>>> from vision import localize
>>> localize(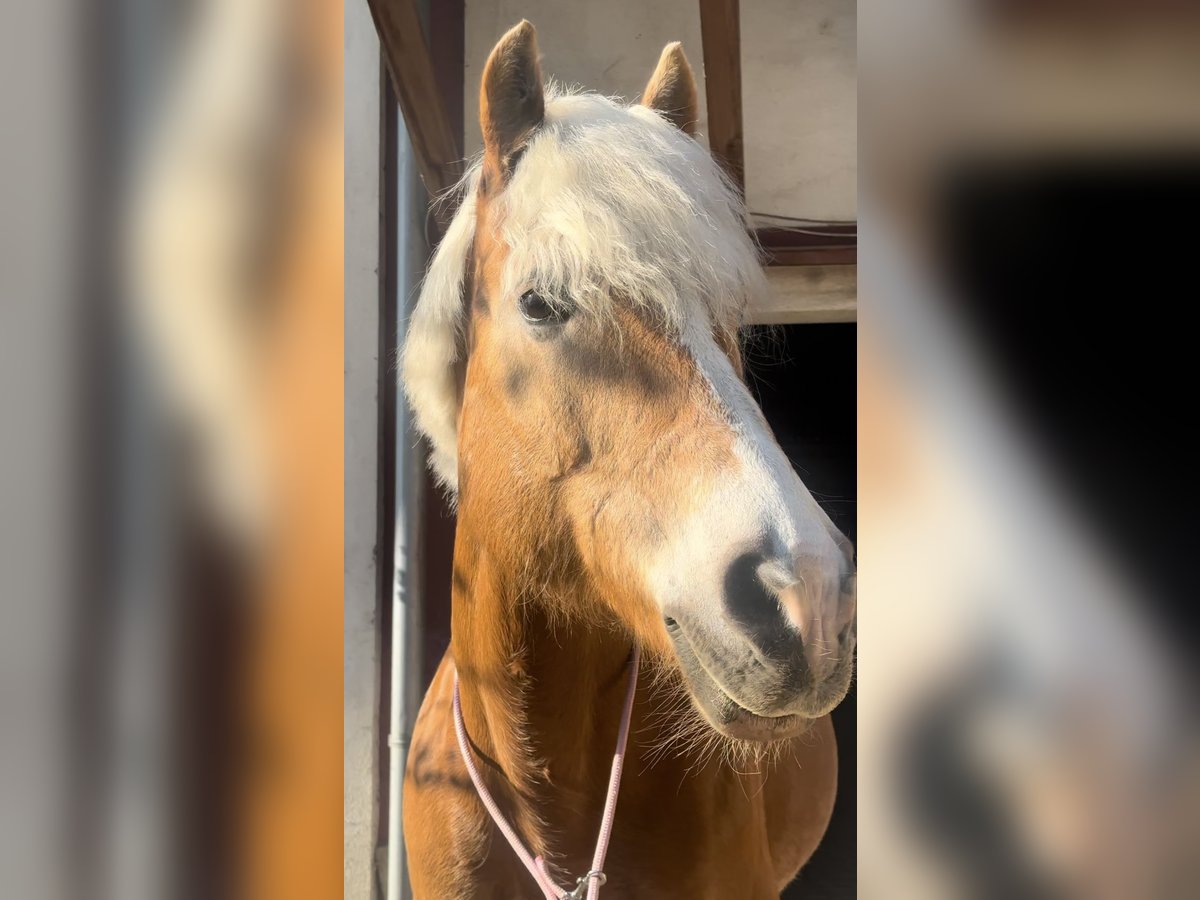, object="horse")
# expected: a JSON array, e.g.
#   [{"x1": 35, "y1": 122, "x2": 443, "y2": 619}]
[{"x1": 400, "y1": 21, "x2": 856, "y2": 899}]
